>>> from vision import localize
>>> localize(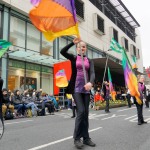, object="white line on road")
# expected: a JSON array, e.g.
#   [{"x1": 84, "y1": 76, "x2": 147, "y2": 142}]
[
  {"x1": 101, "y1": 114, "x2": 126, "y2": 120},
  {"x1": 124, "y1": 115, "x2": 137, "y2": 120},
  {"x1": 89, "y1": 114, "x2": 108, "y2": 120},
  {"x1": 130, "y1": 117, "x2": 138, "y2": 122},
  {"x1": 28, "y1": 127, "x2": 102, "y2": 150},
  {"x1": 117, "y1": 107, "x2": 136, "y2": 112},
  {"x1": 5, "y1": 120, "x2": 33, "y2": 125}
]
